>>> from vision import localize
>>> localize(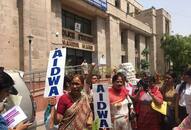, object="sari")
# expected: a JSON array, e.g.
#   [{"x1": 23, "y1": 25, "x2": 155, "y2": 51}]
[
  {"x1": 59, "y1": 94, "x2": 92, "y2": 130},
  {"x1": 109, "y1": 87, "x2": 132, "y2": 130},
  {"x1": 136, "y1": 86, "x2": 163, "y2": 130}
]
